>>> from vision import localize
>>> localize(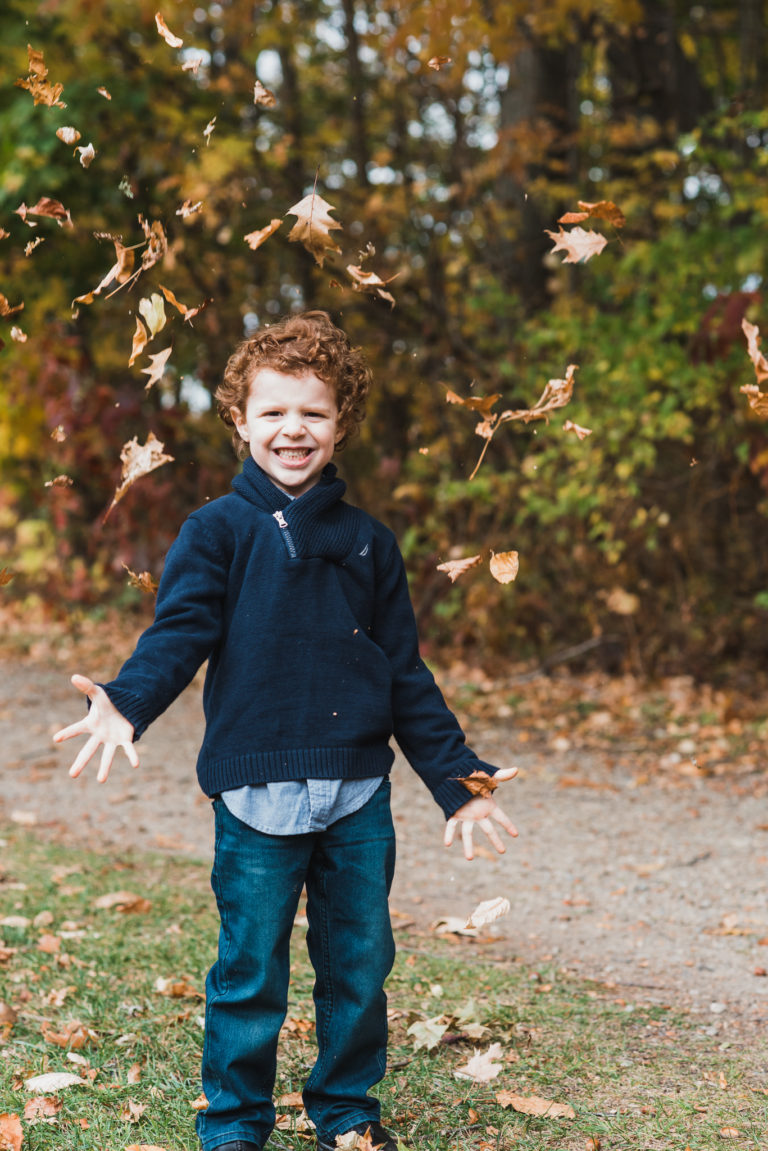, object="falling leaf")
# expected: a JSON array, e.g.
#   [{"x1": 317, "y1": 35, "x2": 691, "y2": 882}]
[
  {"x1": 740, "y1": 384, "x2": 768, "y2": 418},
  {"x1": 605, "y1": 587, "x2": 640, "y2": 616},
  {"x1": 432, "y1": 915, "x2": 478, "y2": 937},
  {"x1": 158, "y1": 284, "x2": 208, "y2": 321},
  {"x1": 128, "y1": 317, "x2": 149, "y2": 366},
  {"x1": 286, "y1": 192, "x2": 343, "y2": 267},
  {"x1": 119, "y1": 174, "x2": 135, "y2": 198},
  {"x1": 466, "y1": 897, "x2": 511, "y2": 930},
  {"x1": 0, "y1": 570, "x2": 12, "y2": 588},
  {"x1": 427, "y1": 55, "x2": 452, "y2": 70},
  {"x1": 436, "y1": 554, "x2": 482, "y2": 582},
  {"x1": 203, "y1": 116, "x2": 217, "y2": 144},
  {"x1": 138, "y1": 293, "x2": 167, "y2": 338},
  {"x1": 93, "y1": 891, "x2": 152, "y2": 912},
  {"x1": 346, "y1": 264, "x2": 398, "y2": 307},
  {"x1": 489, "y1": 550, "x2": 519, "y2": 584},
  {"x1": 123, "y1": 565, "x2": 159, "y2": 595},
  {"x1": 15, "y1": 45, "x2": 66, "y2": 108},
  {"x1": 24, "y1": 1072, "x2": 85, "y2": 1092},
  {"x1": 16, "y1": 197, "x2": 73, "y2": 227},
  {"x1": 495, "y1": 1092, "x2": 575, "y2": 1119},
  {"x1": 741, "y1": 318, "x2": 768, "y2": 381},
  {"x1": 454, "y1": 1043, "x2": 505, "y2": 1082},
  {"x1": 0, "y1": 294, "x2": 23, "y2": 317},
  {"x1": 253, "y1": 79, "x2": 276, "y2": 106},
  {"x1": 244, "y1": 219, "x2": 283, "y2": 251},
  {"x1": 76, "y1": 143, "x2": 97, "y2": 168},
  {"x1": 155, "y1": 12, "x2": 183, "y2": 47},
  {"x1": 24, "y1": 238, "x2": 44, "y2": 257},
  {"x1": 97, "y1": 86, "x2": 111, "y2": 99},
  {"x1": 563, "y1": 419, "x2": 592, "y2": 439},
  {"x1": 11, "y1": 327, "x2": 28, "y2": 342},
  {"x1": 76, "y1": 236, "x2": 136, "y2": 308},
  {"x1": 182, "y1": 55, "x2": 204, "y2": 74},
  {"x1": 457, "y1": 769, "x2": 498, "y2": 798},
  {"x1": 445, "y1": 389, "x2": 501, "y2": 418},
  {"x1": 176, "y1": 199, "x2": 203, "y2": 217},
  {"x1": 559, "y1": 200, "x2": 626, "y2": 228},
  {"x1": 139, "y1": 216, "x2": 168, "y2": 272},
  {"x1": 44, "y1": 475, "x2": 73, "y2": 488},
  {"x1": 23, "y1": 1096, "x2": 61, "y2": 1123},
  {"x1": 0, "y1": 229, "x2": 9, "y2": 239},
  {"x1": 42, "y1": 1020, "x2": 97, "y2": 1049},
  {"x1": 0, "y1": 1114, "x2": 22, "y2": 1151},
  {"x1": 545, "y1": 226, "x2": 607, "y2": 264},
  {"x1": 56, "y1": 126, "x2": 81, "y2": 144},
  {"x1": 407, "y1": 1016, "x2": 449, "y2": 1051},
  {"x1": 141, "y1": 346, "x2": 173, "y2": 391}
]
